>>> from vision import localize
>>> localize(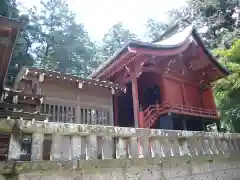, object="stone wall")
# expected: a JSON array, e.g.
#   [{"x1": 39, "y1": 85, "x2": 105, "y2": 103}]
[{"x1": 2, "y1": 119, "x2": 240, "y2": 179}]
